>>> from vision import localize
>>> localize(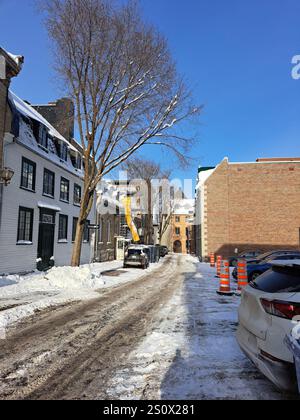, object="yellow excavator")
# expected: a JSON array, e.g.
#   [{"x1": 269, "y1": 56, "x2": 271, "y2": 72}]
[{"x1": 122, "y1": 196, "x2": 140, "y2": 243}]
